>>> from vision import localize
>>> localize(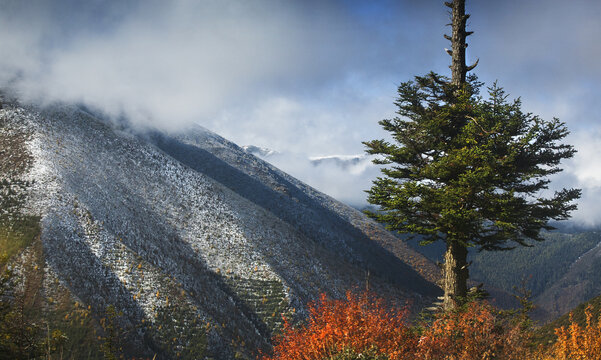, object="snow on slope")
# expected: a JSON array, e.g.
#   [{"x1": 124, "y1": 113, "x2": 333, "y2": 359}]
[{"x1": 2, "y1": 102, "x2": 439, "y2": 359}]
